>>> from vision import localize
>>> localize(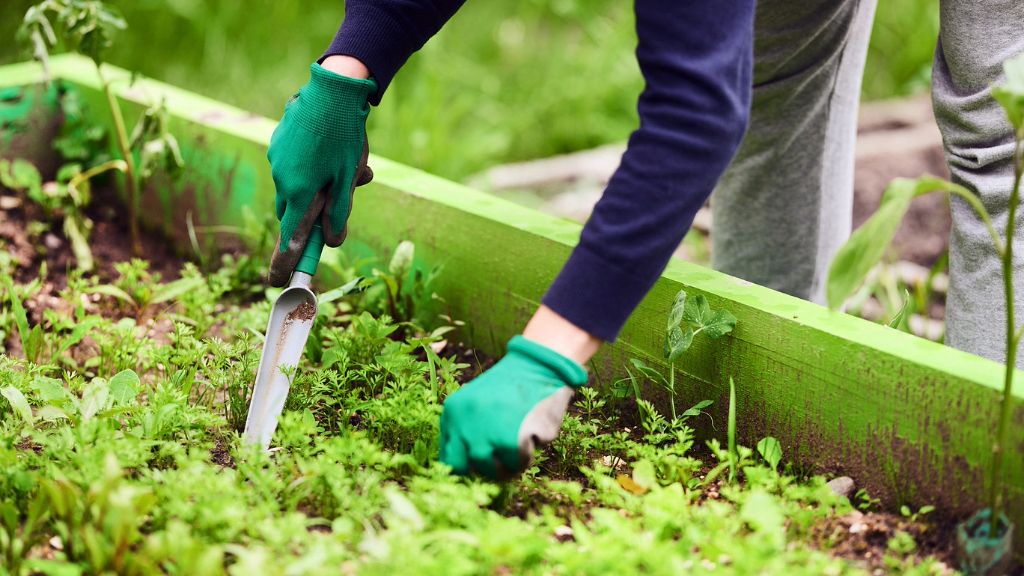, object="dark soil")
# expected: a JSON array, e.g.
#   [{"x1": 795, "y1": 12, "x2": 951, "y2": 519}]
[
  {"x1": 287, "y1": 300, "x2": 317, "y2": 322},
  {"x1": 849, "y1": 96, "x2": 958, "y2": 272},
  {"x1": 811, "y1": 509, "x2": 958, "y2": 573},
  {"x1": 3, "y1": 184, "x2": 184, "y2": 290},
  {"x1": 209, "y1": 436, "x2": 235, "y2": 468}
]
